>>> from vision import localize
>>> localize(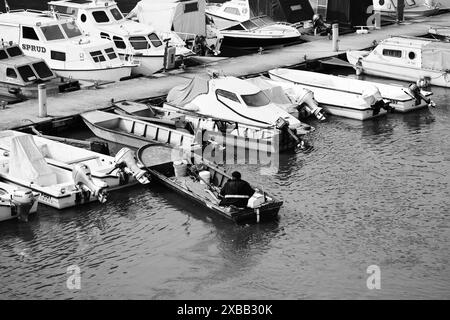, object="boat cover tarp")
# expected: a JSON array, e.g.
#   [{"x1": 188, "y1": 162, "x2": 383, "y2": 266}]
[
  {"x1": 245, "y1": 76, "x2": 292, "y2": 105},
  {"x1": 249, "y1": 0, "x2": 314, "y2": 23},
  {"x1": 421, "y1": 42, "x2": 450, "y2": 71},
  {"x1": 9, "y1": 135, "x2": 57, "y2": 187},
  {"x1": 166, "y1": 76, "x2": 209, "y2": 108},
  {"x1": 128, "y1": 0, "x2": 206, "y2": 36}
]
